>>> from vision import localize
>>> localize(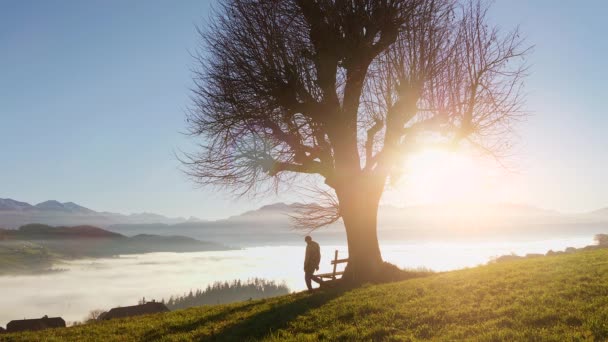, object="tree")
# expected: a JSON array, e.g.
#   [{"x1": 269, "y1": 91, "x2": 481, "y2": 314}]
[
  {"x1": 84, "y1": 309, "x2": 105, "y2": 323},
  {"x1": 594, "y1": 234, "x2": 608, "y2": 247},
  {"x1": 184, "y1": 0, "x2": 530, "y2": 282}
]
